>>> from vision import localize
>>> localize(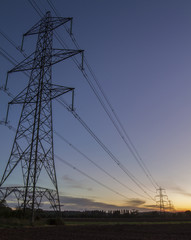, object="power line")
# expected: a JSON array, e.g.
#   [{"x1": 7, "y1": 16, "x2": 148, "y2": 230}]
[
  {"x1": 72, "y1": 31, "x2": 159, "y2": 190},
  {"x1": 0, "y1": 74, "x2": 155, "y2": 202},
  {"x1": 0, "y1": 29, "x2": 20, "y2": 52},
  {"x1": 42, "y1": 15, "x2": 157, "y2": 192},
  {"x1": 0, "y1": 7, "x2": 156, "y2": 201},
  {"x1": 84, "y1": 59, "x2": 159, "y2": 189},
  {"x1": 1, "y1": 117, "x2": 173, "y2": 209},
  {"x1": 45, "y1": 0, "x2": 159, "y2": 190},
  {"x1": 0, "y1": 29, "x2": 27, "y2": 58},
  {"x1": 0, "y1": 121, "x2": 133, "y2": 202},
  {"x1": 28, "y1": 0, "x2": 43, "y2": 17},
  {"x1": 0, "y1": 61, "x2": 152, "y2": 201},
  {"x1": 54, "y1": 130, "x2": 151, "y2": 200},
  {"x1": 55, "y1": 154, "x2": 131, "y2": 201},
  {"x1": 0, "y1": 28, "x2": 155, "y2": 201},
  {"x1": 0, "y1": 47, "x2": 154, "y2": 202},
  {"x1": 58, "y1": 98, "x2": 155, "y2": 201},
  {"x1": 1, "y1": 77, "x2": 155, "y2": 202},
  {"x1": 47, "y1": 0, "x2": 60, "y2": 16},
  {"x1": 0, "y1": 4, "x2": 175, "y2": 210},
  {"x1": 0, "y1": 48, "x2": 17, "y2": 66}
]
